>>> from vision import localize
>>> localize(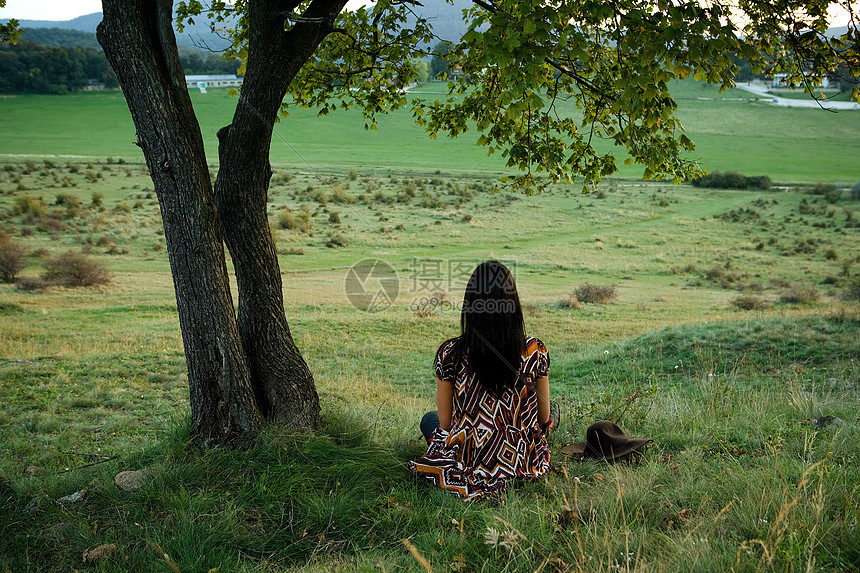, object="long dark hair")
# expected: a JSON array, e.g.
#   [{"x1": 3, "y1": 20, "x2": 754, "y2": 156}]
[{"x1": 454, "y1": 261, "x2": 525, "y2": 396}]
